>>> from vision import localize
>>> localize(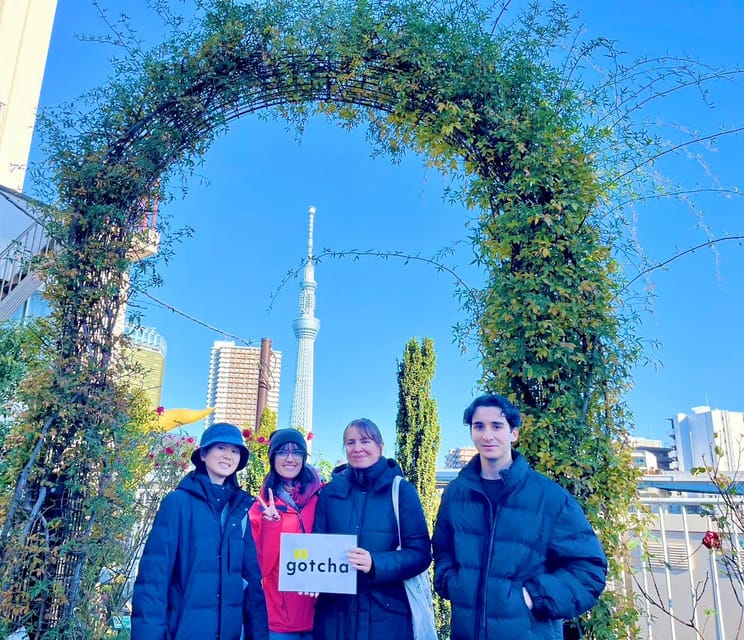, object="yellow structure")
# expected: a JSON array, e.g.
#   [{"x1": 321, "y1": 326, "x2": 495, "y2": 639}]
[
  {"x1": 125, "y1": 325, "x2": 167, "y2": 410},
  {"x1": 156, "y1": 407, "x2": 216, "y2": 432}
]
